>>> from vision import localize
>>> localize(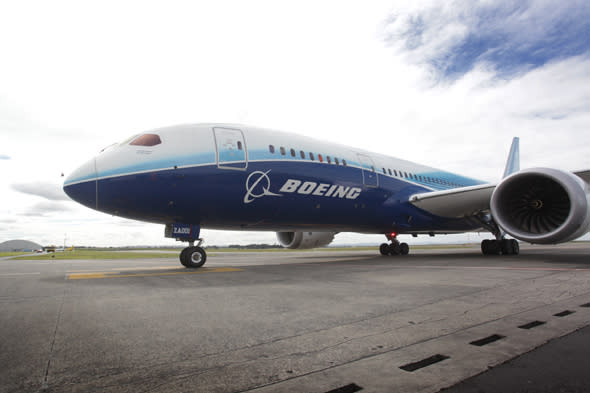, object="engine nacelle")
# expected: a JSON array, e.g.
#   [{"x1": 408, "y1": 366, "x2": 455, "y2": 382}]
[
  {"x1": 490, "y1": 168, "x2": 590, "y2": 244},
  {"x1": 276, "y1": 231, "x2": 336, "y2": 249}
]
